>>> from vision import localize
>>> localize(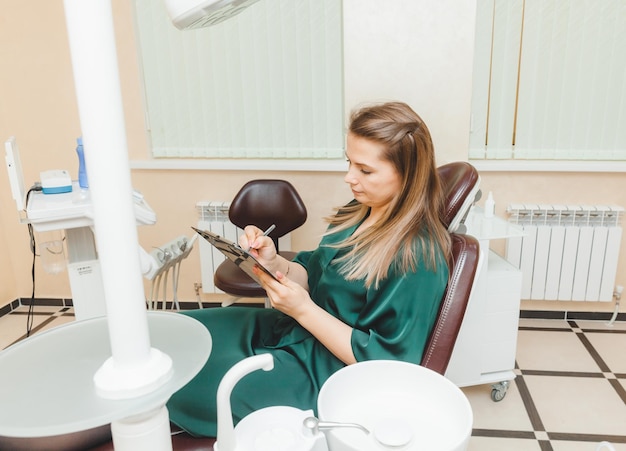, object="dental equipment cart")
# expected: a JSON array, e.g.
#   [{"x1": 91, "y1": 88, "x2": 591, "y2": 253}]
[
  {"x1": 25, "y1": 184, "x2": 156, "y2": 321},
  {"x1": 445, "y1": 207, "x2": 525, "y2": 401}
]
